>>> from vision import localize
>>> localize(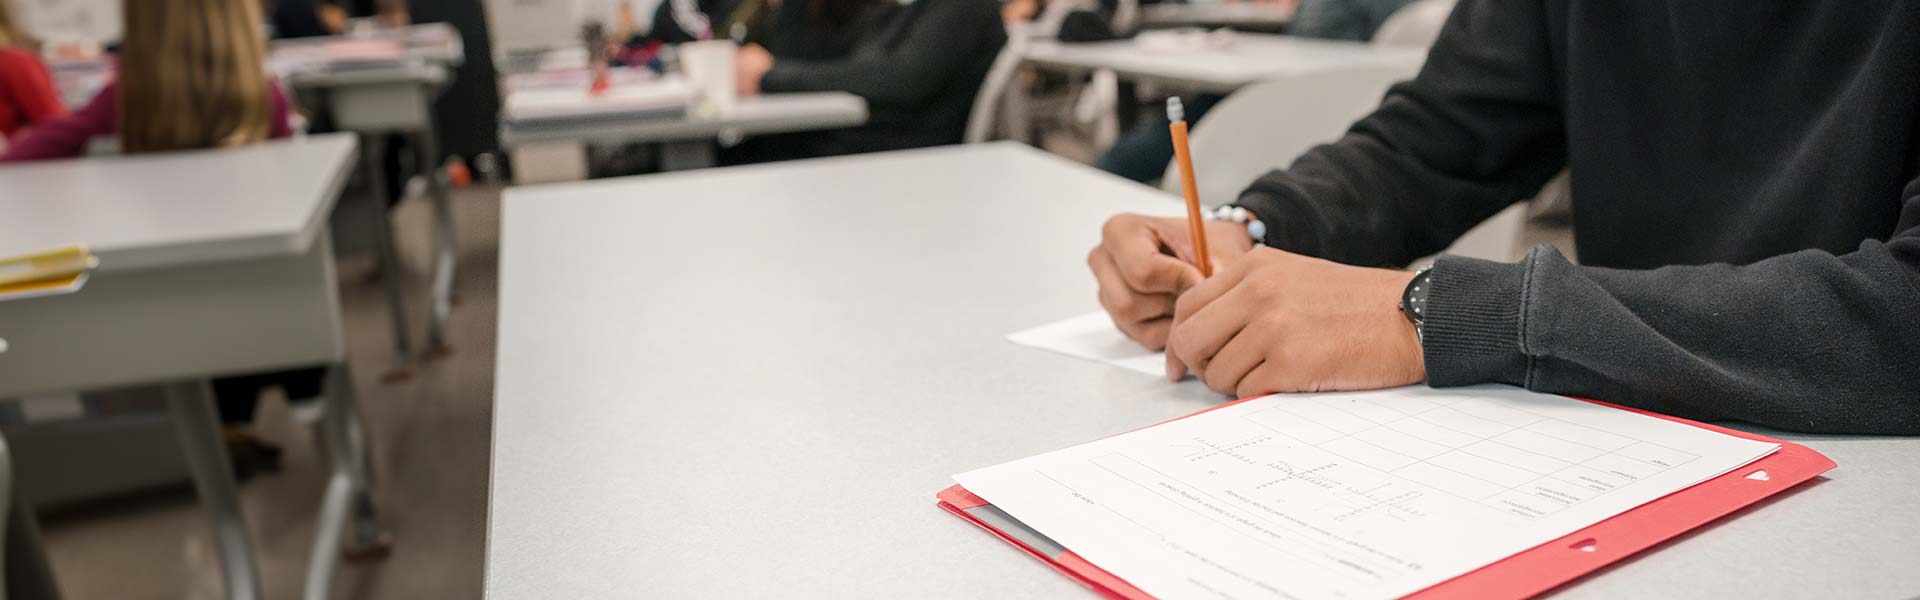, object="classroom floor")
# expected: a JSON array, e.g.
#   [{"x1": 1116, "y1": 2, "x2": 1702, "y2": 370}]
[{"x1": 38, "y1": 184, "x2": 504, "y2": 600}]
